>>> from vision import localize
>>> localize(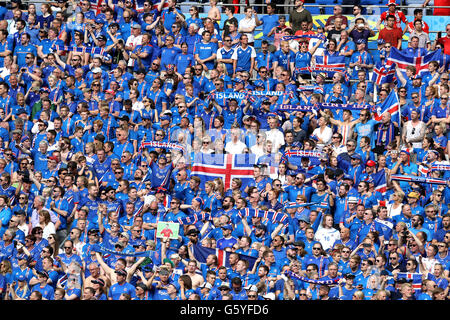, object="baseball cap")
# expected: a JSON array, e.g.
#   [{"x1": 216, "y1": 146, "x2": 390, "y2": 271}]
[
  {"x1": 193, "y1": 197, "x2": 204, "y2": 206},
  {"x1": 296, "y1": 212, "x2": 310, "y2": 224},
  {"x1": 115, "y1": 241, "x2": 125, "y2": 248},
  {"x1": 38, "y1": 270, "x2": 49, "y2": 278},
  {"x1": 17, "y1": 275, "x2": 27, "y2": 281},
  {"x1": 119, "y1": 115, "x2": 130, "y2": 122},
  {"x1": 387, "y1": 0, "x2": 397, "y2": 6},
  {"x1": 132, "y1": 23, "x2": 142, "y2": 29},
  {"x1": 221, "y1": 224, "x2": 233, "y2": 231},
  {"x1": 356, "y1": 39, "x2": 367, "y2": 45},
  {"x1": 92, "y1": 67, "x2": 102, "y2": 73},
  {"x1": 159, "y1": 268, "x2": 170, "y2": 276},
  {"x1": 246, "y1": 284, "x2": 258, "y2": 292},
  {"x1": 263, "y1": 292, "x2": 275, "y2": 300},
  {"x1": 366, "y1": 160, "x2": 376, "y2": 167},
  {"x1": 115, "y1": 269, "x2": 127, "y2": 277},
  {"x1": 14, "y1": 209, "x2": 26, "y2": 216},
  {"x1": 92, "y1": 278, "x2": 105, "y2": 286},
  {"x1": 348, "y1": 196, "x2": 358, "y2": 203},
  {"x1": 293, "y1": 240, "x2": 305, "y2": 248},
  {"x1": 407, "y1": 191, "x2": 420, "y2": 199},
  {"x1": 186, "y1": 229, "x2": 200, "y2": 236},
  {"x1": 17, "y1": 108, "x2": 27, "y2": 115},
  {"x1": 95, "y1": 17, "x2": 105, "y2": 24},
  {"x1": 344, "y1": 273, "x2": 356, "y2": 279},
  {"x1": 350, "y1": 153, "x2": 362, "y2": 161},
  {"x1": 200, "y1": 282, "x2": 213, "y2": 290},
  {"x1": 218, "y1": 282, "x2": 231, "y2": 290},
  {"x1": 47, "y1": 155, "x2": 58, "y2": 161},
  {"x1": 160, "y1": 115, "x2": 171, "y2": 122}
]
